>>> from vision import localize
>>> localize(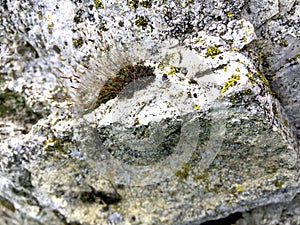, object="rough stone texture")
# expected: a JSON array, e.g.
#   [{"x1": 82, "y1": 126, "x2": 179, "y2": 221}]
[{"x1": 0, "y1": 0, "x2": 299, "y2": 225}]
